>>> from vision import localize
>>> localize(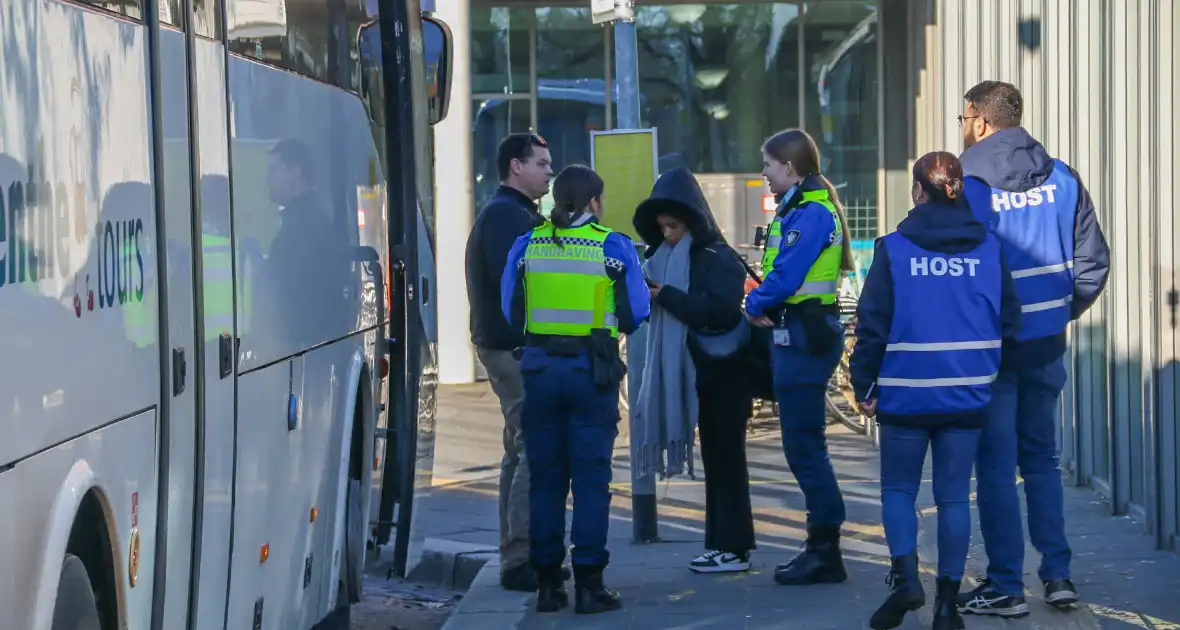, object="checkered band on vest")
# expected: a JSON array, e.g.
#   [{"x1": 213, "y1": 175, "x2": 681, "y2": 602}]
[{"x1": 527, "y1": 235, "x2": 604, "y2": 248}]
